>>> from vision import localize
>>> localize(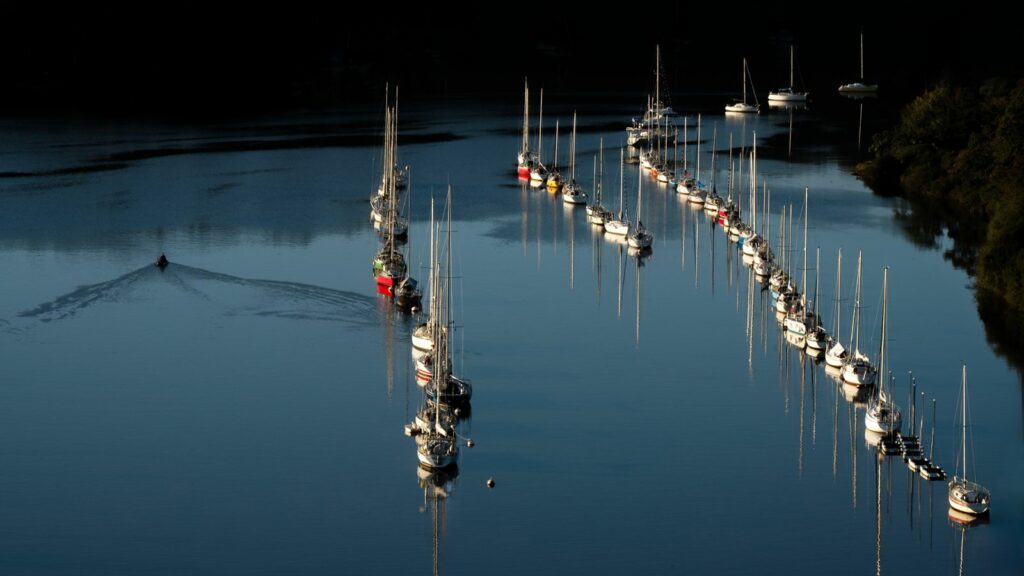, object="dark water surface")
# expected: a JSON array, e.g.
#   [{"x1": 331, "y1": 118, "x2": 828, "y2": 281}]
[{"x1": 1, "y1": 98, "x2": 1021, "y2": 575}]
